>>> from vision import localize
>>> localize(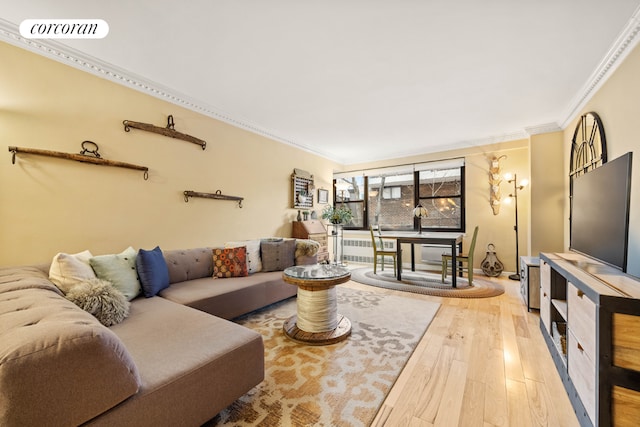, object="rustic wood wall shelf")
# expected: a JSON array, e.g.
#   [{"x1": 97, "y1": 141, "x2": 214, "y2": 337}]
[
  {"x1": 123, "y1": 115, "x2": 207, "y2": 150},
  {"x1": 292, "y1": 168, "x2": 314, "y2": 209},
  {"x1": 8, "y1": 144, "x2": 149, "y2": 180},
  {"x1": 184, "y1": 190, "x2": 243, "y2": 207}
]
